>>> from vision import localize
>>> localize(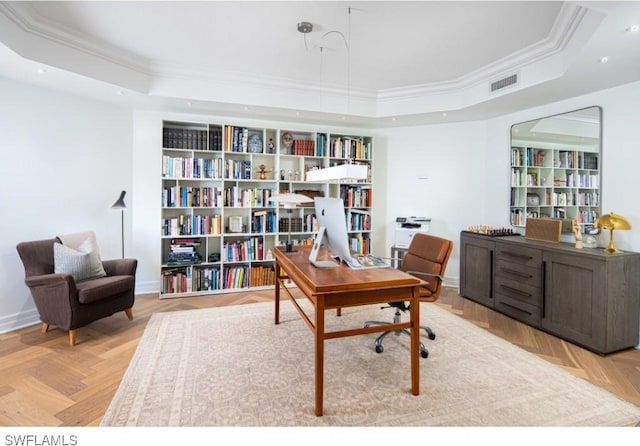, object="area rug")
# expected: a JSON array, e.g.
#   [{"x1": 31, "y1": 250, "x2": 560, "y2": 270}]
[{"x1": 101, "y1": 300, "x2": 640, "y2": 426}]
